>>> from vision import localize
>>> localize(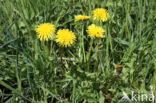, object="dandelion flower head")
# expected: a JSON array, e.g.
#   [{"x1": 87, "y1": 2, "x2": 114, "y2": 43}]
[
  {"x1": 87, "y1": 24, "x2": 105, "y2": 38},
  {"x1": 75, "y1": 15, "x2": 90, "y2": 21},
  {"x1": 93, "y1": 8, "x2": 110, "y2": 22},
  {"x1": 56, "y1": 29, "x2": 76, "y2": 47},
  {"x1": 35, "y1": 23, "x2": 56, "y2": 41}
]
